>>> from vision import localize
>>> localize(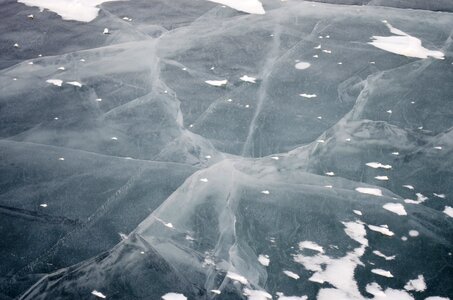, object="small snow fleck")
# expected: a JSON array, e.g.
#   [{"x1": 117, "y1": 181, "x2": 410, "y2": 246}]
[
  {"x1": 261, "y1": 190, "x2": 270, "y2": 195},
  {"x1": 66, "y1": 81, "x2": 82, "y2": 87},
  {"x1": 240, "y1": 75, "x2": 256, "y2": 83},
  {"x1": 46, "y1": 79, "x2": 63, "y2": 87},
  {"x1": 258, "y1": 254, "x2": 270, "y2": 266},
  {"x1": 205, "y1": 80, "x2": 227, "y2": 87},
  {"x1": 366, "y1": 162, "x2": 392, "y2": 169},
  {"x1": 433, "y1": 193, "x2": 446, "y2": 199},
  {"x1": 200, "y1": 178, "x2": 208, "y2": 183},
  {"x1": 226, "y1": 271, "x2": 248, "y2": 285},
  {"x1": 374, "y1": 175, "x2": 389, "y2": 181},
  {"x1": 403, "y1": 185, "x2": 414, "y2": 190},
  {"x1": 58, "y1": 157, "x2": 65, "y2": 161},
  {"x1": 443, "y1": 206, "x2": 453, "y2": 218},
  {"x1": 368, "y1": 224, "x2": 394, "y2": 236},
  {"x1": 325, "y1": 172, "x2": 335, "y2": 176},
  {"x1": 161, "y1": 293, "x2": 187, "y2": 300},
  {"x1": 295, "y1": 62, "x2": 311, "y2": 70},
  {"x1": 299, "y1": 93, "x2": 317, "y2": 98},
  {"x1": 39, "y1": 203, "x2": 48, "y2": 208},
  {"x1": 409, "y1": 230, "x2": 419, "y2": 237},
  {"x1": 371, "y1": 269, "x2": 393, "y2": 278},
  {"x1": 283, "y1": 270, "x2": 300, "y2": 280},
  {"x1": 383, "y1": 203, "x2": 407, "y2": 216},
  {"x1": 353, "y1": 210, "x2": 362, "y2": 216},
  {"x1": 373, "y1": 250, "x2": 395, "y2": 260},
  {"x1": 91, "y1": 290, "x2": 106, "y2": 299},
  {"x1": 356, "y1": 187, "x2": 383, "y2": 197}
]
